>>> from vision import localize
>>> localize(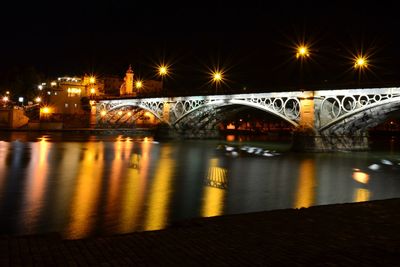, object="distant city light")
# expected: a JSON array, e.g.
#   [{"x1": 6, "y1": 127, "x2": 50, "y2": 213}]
[
  {"x1": 100, "y1": 110, "x2": 107, "y2": 116},
  {"x1": 90, "y1": 88, "x2": 96, "y2": 94},
  {"x1": 41, "y1": 107, "x2": 51, "y2": 114},
  {"x1": 5, "y1": 91, "x2": 9, "y2": 95},
  {"x1": 2, "y1": 96, "x2": 9, "y2": 102},
  {"x1": 35, "y1": 97, "x2": 41, "y2": 103},
  {"x1": 38, "y1": 85, "x2": 43, "y2": 90},
  {"x1": 18, "y1": 97, "x2": 24, "y2": 103},
  {"x1": 127, "y1": 111, "x2": 132, "y2": 116},
  {"x1": 51, "y1": 81, "x2": 57, "y2": 87},
  {"x1": 118, "y1": 111, "x2": 123, "y2": 116},
  {"x1": 135, "y1": 80, "x2": 143, "y2": 89},
  {"x1": 89, "y1": 76, "x2": 96, "y2": 84}
]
